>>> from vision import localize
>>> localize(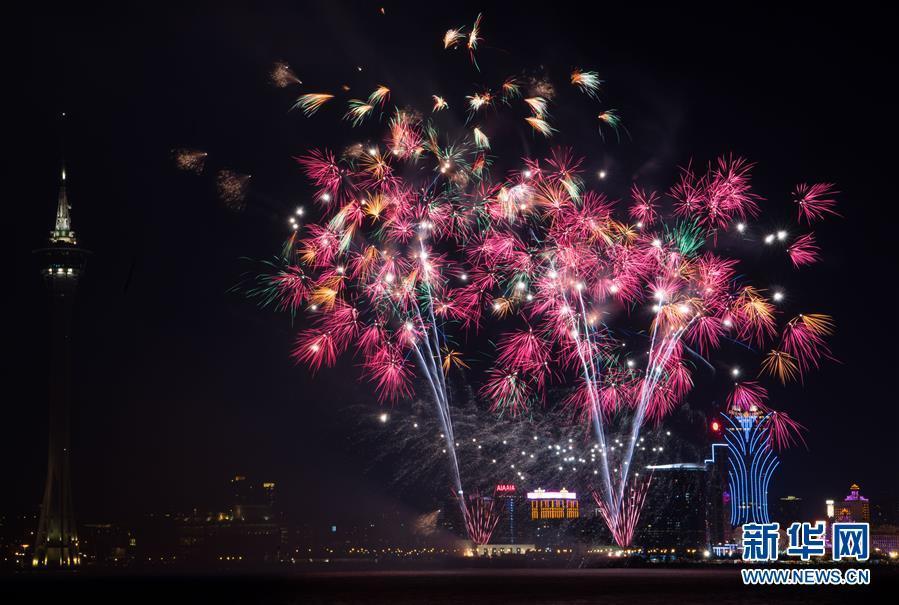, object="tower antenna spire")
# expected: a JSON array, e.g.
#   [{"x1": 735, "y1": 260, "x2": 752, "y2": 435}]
[{"x1": 51, "y1": 112, "x2": 75, "y2": 245}]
